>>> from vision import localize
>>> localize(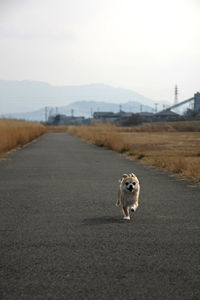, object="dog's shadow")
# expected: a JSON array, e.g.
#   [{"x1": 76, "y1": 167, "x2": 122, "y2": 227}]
[{"x1": 82, "y1": 216, "x2": 130, "y2": 226}]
